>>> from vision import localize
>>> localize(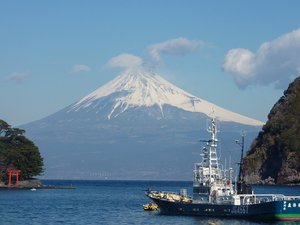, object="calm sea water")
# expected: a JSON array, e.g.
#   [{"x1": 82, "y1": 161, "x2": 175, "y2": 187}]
[{"x1": 0, "y1": 180, "x2": 300, "y2": 225}]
